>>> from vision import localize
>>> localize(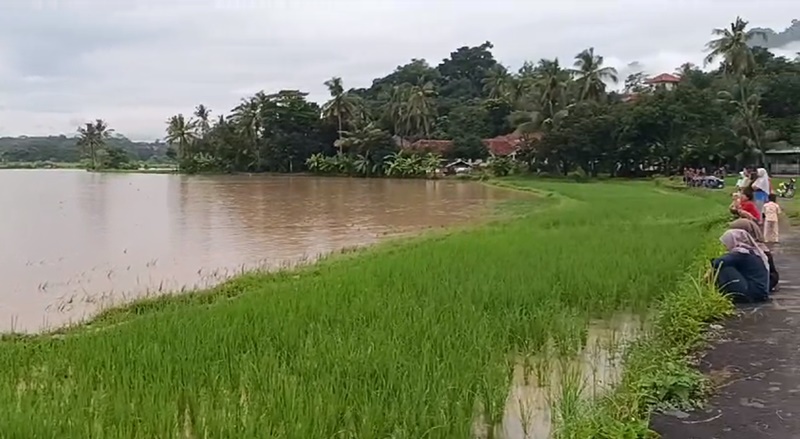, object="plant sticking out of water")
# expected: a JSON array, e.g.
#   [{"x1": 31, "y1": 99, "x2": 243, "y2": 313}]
[{"x1": 0, "y1": 180, "x2": 734, "y2": 437}]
